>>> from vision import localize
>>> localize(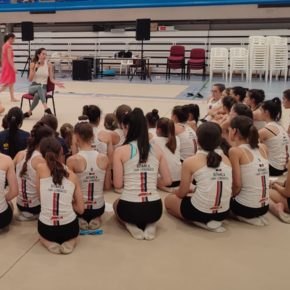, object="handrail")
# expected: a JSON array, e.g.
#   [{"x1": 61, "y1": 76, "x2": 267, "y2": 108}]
[{"x1": 0, "y1": 0, "x2": 290, "y2": 12}]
